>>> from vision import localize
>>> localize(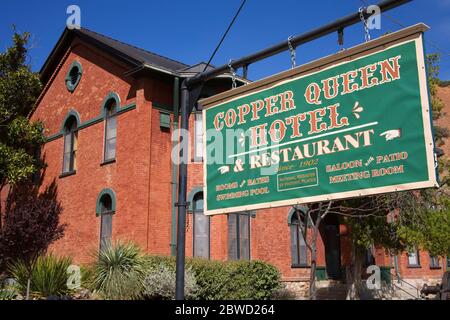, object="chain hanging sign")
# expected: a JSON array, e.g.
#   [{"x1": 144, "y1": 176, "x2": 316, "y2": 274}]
[{"x1": 200, "y1": 24, "x2": 438, "y2": 215}]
